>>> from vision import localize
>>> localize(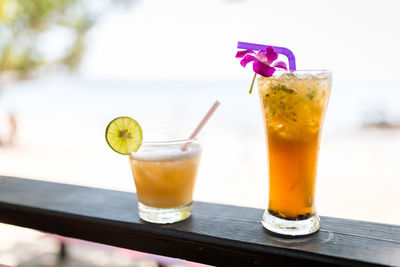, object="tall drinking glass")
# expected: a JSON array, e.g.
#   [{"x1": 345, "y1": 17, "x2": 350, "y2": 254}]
[
  {"x1": 129, "y1": 128, "x2": 202, "y2": 224},
  {"x1": 259, "y1": 70, "x2": 332, "y2": 235}
]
